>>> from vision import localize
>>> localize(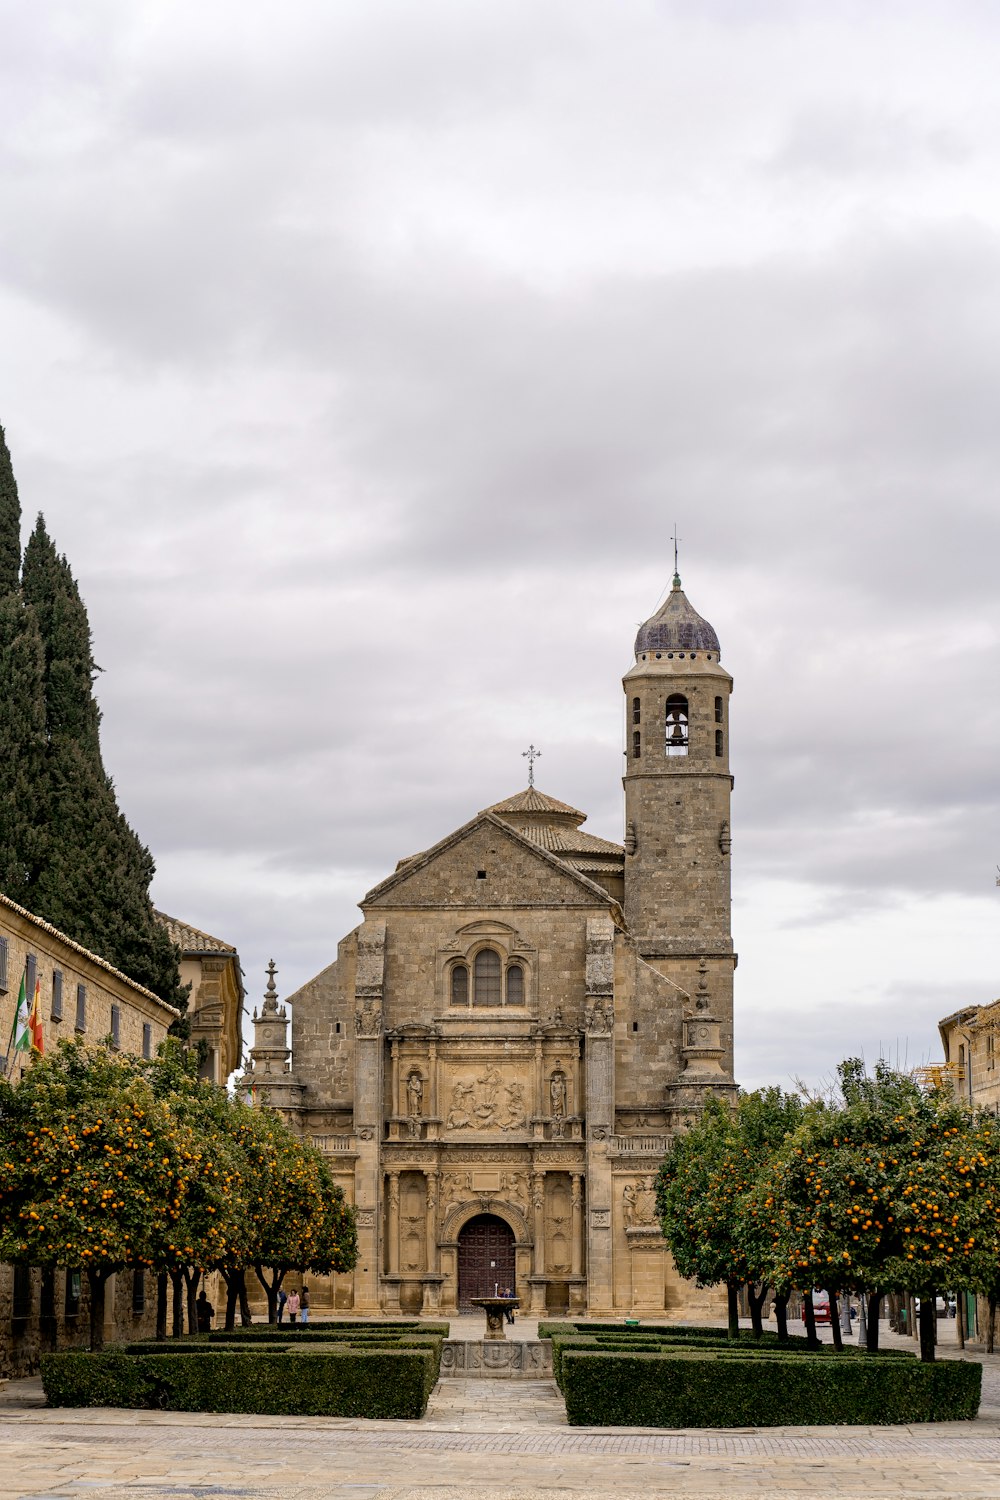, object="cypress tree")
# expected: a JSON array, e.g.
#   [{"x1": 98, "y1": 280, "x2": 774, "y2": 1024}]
[
  {"x1": 0, "y1": 592, "x2": 48, "y2": 905},
  {"x1": 0, "y1": 425, "x2": 19, "y2": 599},
  {"x1": 18, "y1": 517, "x2": 186, "y2": 1012}
]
